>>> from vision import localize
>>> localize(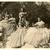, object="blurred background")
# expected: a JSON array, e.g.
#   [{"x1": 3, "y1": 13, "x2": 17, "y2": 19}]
[{"x1": 0, "y1": 2, "x2": 50, "y2": 28}]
